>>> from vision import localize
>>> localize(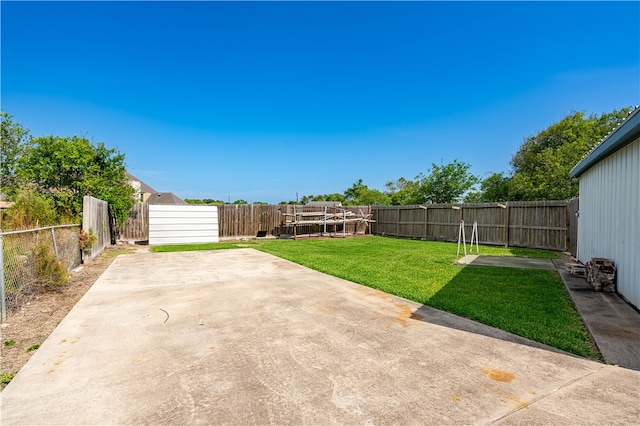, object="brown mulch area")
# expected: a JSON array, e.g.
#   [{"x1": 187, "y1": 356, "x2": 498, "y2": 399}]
[{"x1": 1, "y1": 245, "x2": 142, "y2": 390}]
